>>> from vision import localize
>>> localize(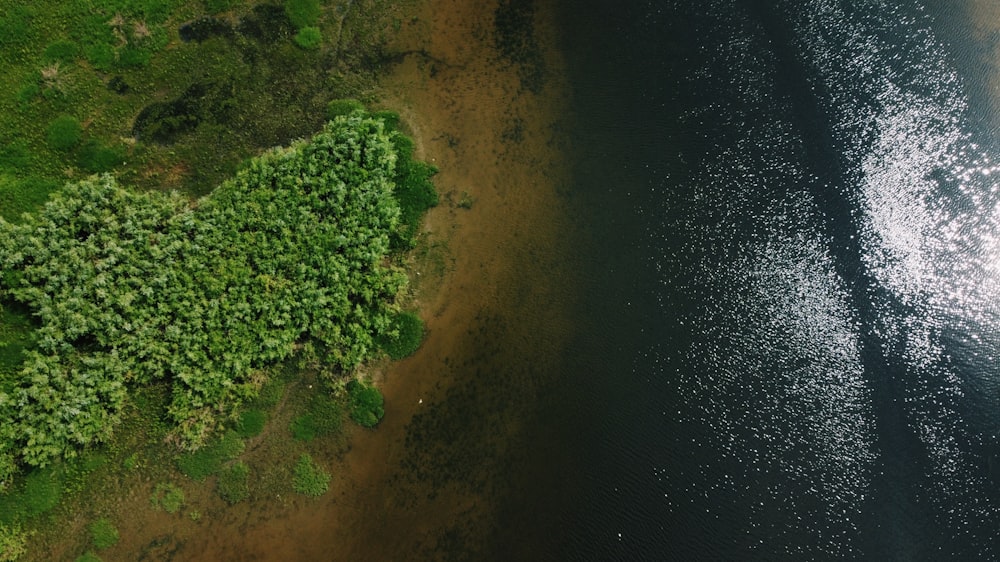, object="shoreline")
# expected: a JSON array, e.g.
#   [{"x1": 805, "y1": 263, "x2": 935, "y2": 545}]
[{"x1": 153, "y1": 0, "x2": 581, "y2": 559}]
